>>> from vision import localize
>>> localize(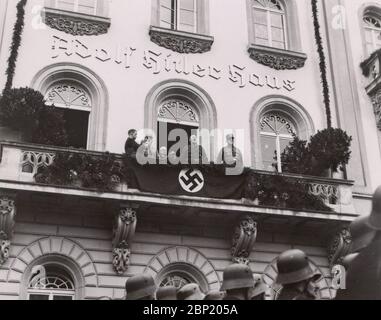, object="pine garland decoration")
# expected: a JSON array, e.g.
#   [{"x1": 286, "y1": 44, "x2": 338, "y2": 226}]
[
  {"x1": 311, "y1": 0, "x2": 332, "y2": 128},
  {"x1": 3, "y1": 0, "x2": 27, "y2": 93}
]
